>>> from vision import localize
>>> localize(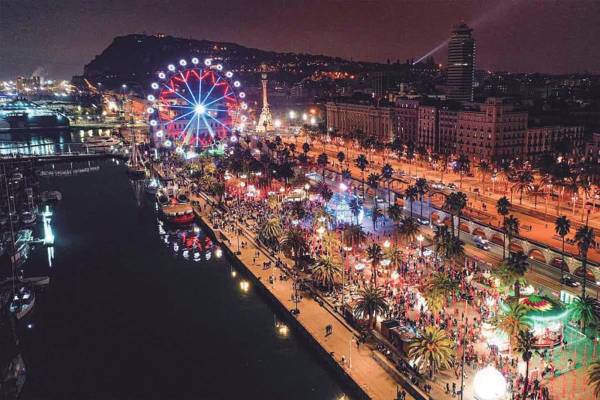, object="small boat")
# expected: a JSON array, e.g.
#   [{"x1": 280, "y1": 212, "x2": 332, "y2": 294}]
[
  {"x1": 126, "y1": 129, "x2": 147, "y2": 180},
  {"x1": 41, "y1": 190, "x2": 62, "y2": 202},
  {"x1": 159, "y1": 190, "x2": 195, "y2": 225},
  {"x1": 84, "y1": 136, "x2": 121, "y2": 151},
  {"x1": 21, "y1": 211, "x2": 37, "y2": 225},
  {"x1": 9, "y1": 286, "x2": 35, "y2": 320}
]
